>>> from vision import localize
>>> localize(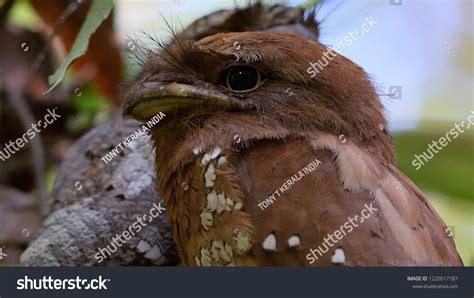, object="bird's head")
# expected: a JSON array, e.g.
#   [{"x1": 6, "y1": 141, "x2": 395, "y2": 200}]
[{"x1": 123, "y1": 31, "x2": 393, "y2": 163}]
